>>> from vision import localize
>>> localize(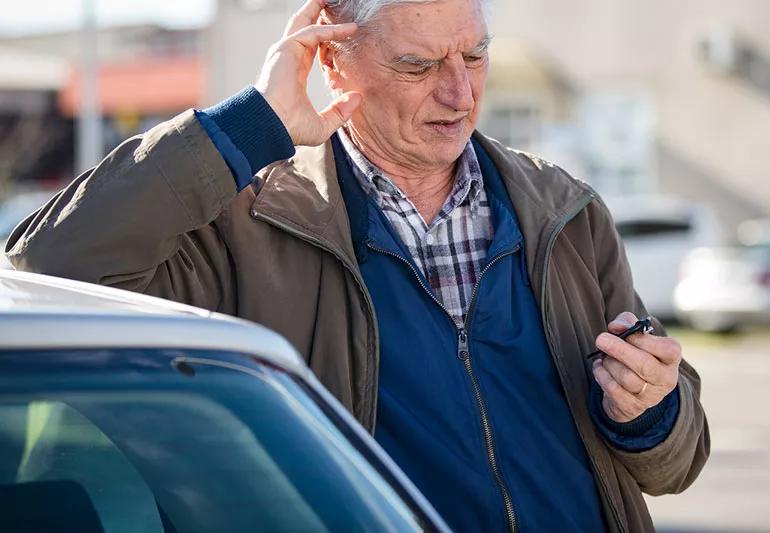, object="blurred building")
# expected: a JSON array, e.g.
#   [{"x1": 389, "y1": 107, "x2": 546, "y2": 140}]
[
  {"x1": 0, "y1": 48, "x2": 71, "y2": 187},
  {"x1": 2, "y1": 24, "x2": 200, "y2": 64},
  {"x1": 488, "y1": 0, "x2": 770, "y2": 236},
  {"x1": 205, "y1": 0, "x2": 328, "y2": 107},
  {"x1": 0, "y1": 24, "x2": 205, "y2": 191}
]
